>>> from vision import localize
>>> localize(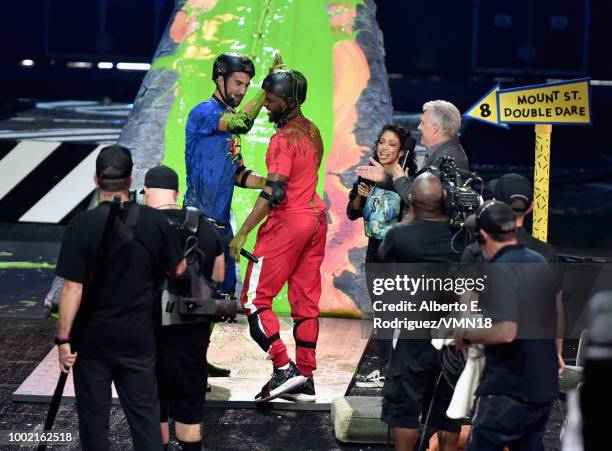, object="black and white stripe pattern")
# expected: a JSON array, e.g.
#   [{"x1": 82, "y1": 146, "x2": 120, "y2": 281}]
[
  {"x1": 0, "y1": 140, "x2": 101, "y2": 224},
  {"x1": 0, "y1": 129, "x2": 121, "y2": 144}
]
